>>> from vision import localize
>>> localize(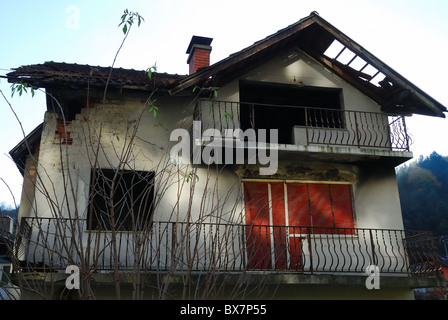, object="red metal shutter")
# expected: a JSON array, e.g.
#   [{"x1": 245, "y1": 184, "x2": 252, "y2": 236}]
[
  {"x1": 286, "y1": 183, "x2": 311, "y2": 230},
  {"x1": 330, "y1": 184, "x2": 355, "y2": 233},
  {"x1": 285, "y1": 183, "x2": 309, "y2": 270},
  {"x1": 243, "y1": 181, "x2": 272, "y2": 269},
  {"x1": 308, "y1": 184, "x2": 334, "y2": 234},
  {"x1": 270, "y1": 182, "x2": 288, "y2": 269}
]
